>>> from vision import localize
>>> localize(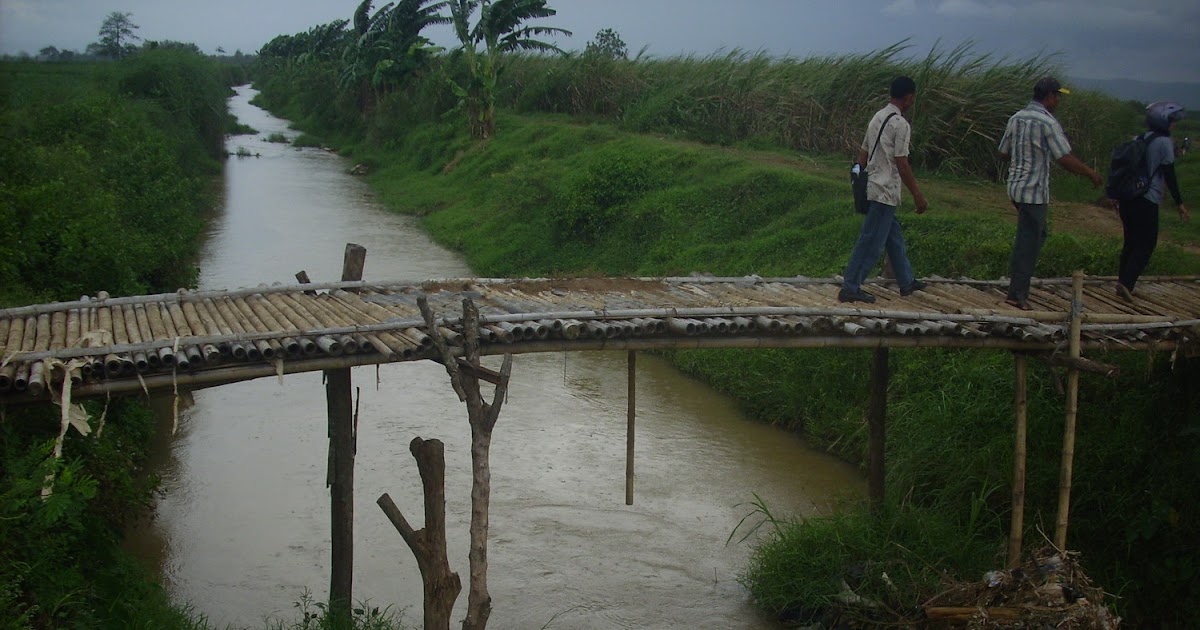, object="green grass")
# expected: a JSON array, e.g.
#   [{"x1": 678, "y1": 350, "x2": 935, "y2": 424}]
[
  {"x1": 265, "y1": 132, "x2": 289, "y2": 143},
  {"x1": 229, "y1": 121, "x2": 258, "y2": 135},
  {"x1": 293, "y1": 133, "x2": 322, "y2": 148}
]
